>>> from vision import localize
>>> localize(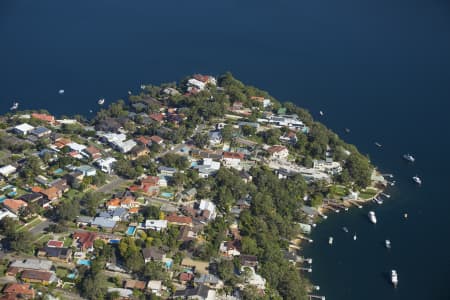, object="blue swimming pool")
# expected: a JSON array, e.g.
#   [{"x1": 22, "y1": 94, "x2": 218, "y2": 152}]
[
  {"x1": 161, "y1": 192, "x2": 173, "y2": 198},
  {"x1": 126, "y1": 226, "x2": 136, "y2": 236},
  {"x1": 53, "y1": 168, "x2": 63, "y2": 174},
  {"x1": 0, "y1": 196, "x2": 6, "y2": 203},
  {"x1": 67, "y1": 273, "x2": 77, "y2": 279},
  {"x1": 109, "y1": 239, "x2": 120, "y2": 244},
  {"x1": 77, "y1": 259, "x2": 91, "y2": 266}
]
